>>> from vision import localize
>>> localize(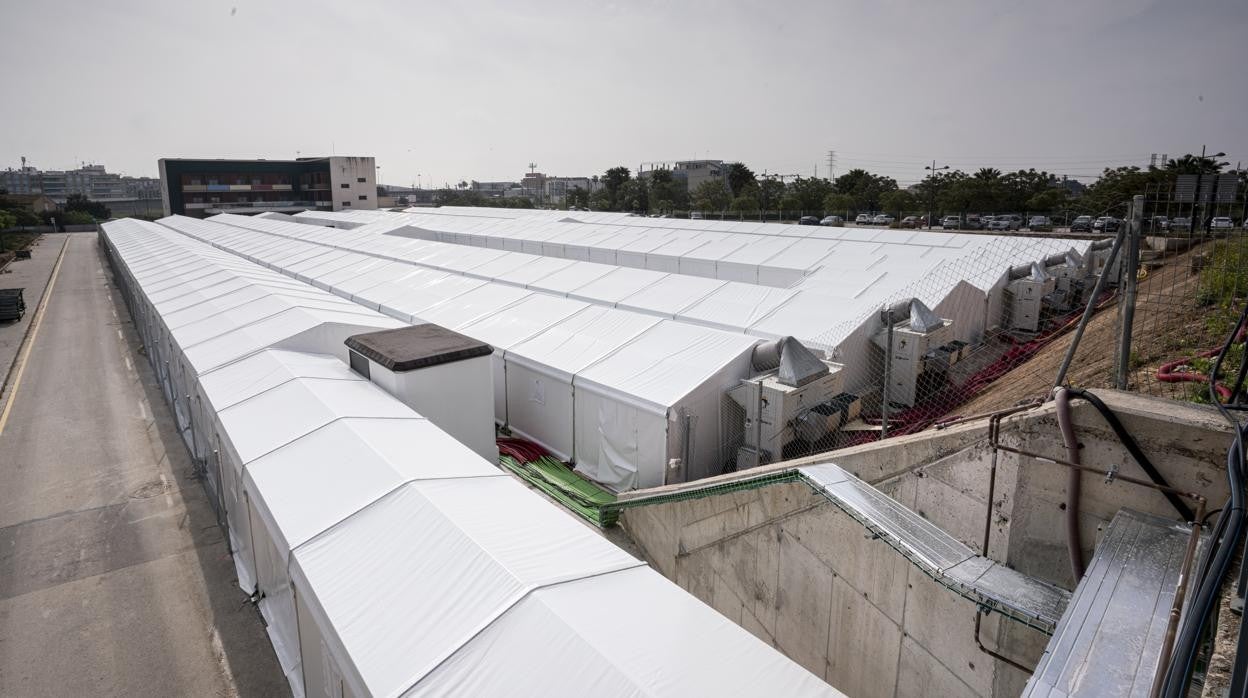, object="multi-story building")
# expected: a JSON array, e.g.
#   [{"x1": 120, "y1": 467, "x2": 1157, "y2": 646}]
[
  {"x1": 470, "y1": 181, "x2": 518, "y2": 197},
  {"x1": 1, "y1": 167, "x2": 41, "y2": 195},
  {"x1": 638, "y1": 159, "x2": 732, "y2": 193},
  {"x1": 158, "y1": 156, "x2": 376, "y2": 218},
  {"x1": 2, "y1": 162, "x2": 159, "y2": 202}
]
